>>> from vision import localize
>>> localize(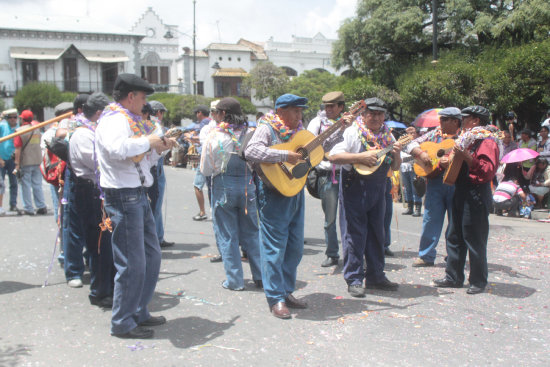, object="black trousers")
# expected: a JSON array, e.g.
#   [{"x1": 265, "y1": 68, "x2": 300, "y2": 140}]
[{"x1": 445, "y1": 183, "x2": 490, "y2": 288}]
